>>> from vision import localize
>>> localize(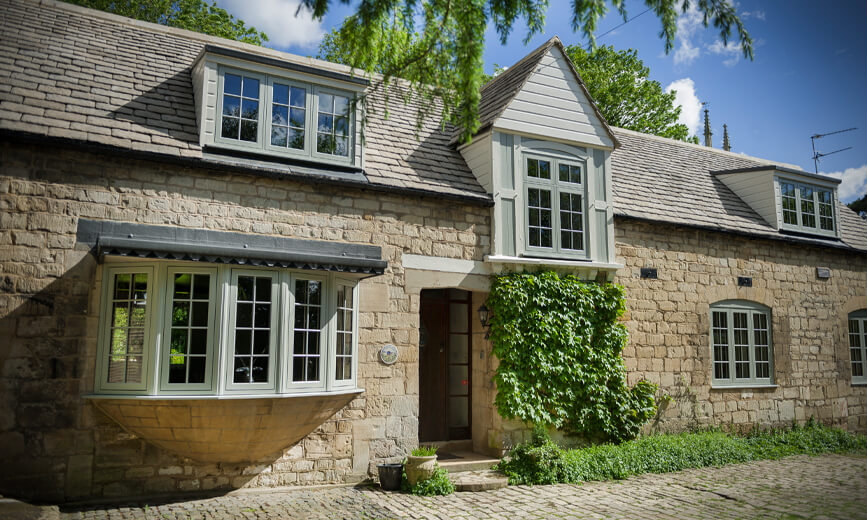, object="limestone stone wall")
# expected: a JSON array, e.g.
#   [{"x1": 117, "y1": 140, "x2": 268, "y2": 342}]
[
  {"x1": 0, "y1": 141, "x2": 490, "y2": 502},
  {"x1": 615, "y1": 218, "x2": 867, "y2": 433}
]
